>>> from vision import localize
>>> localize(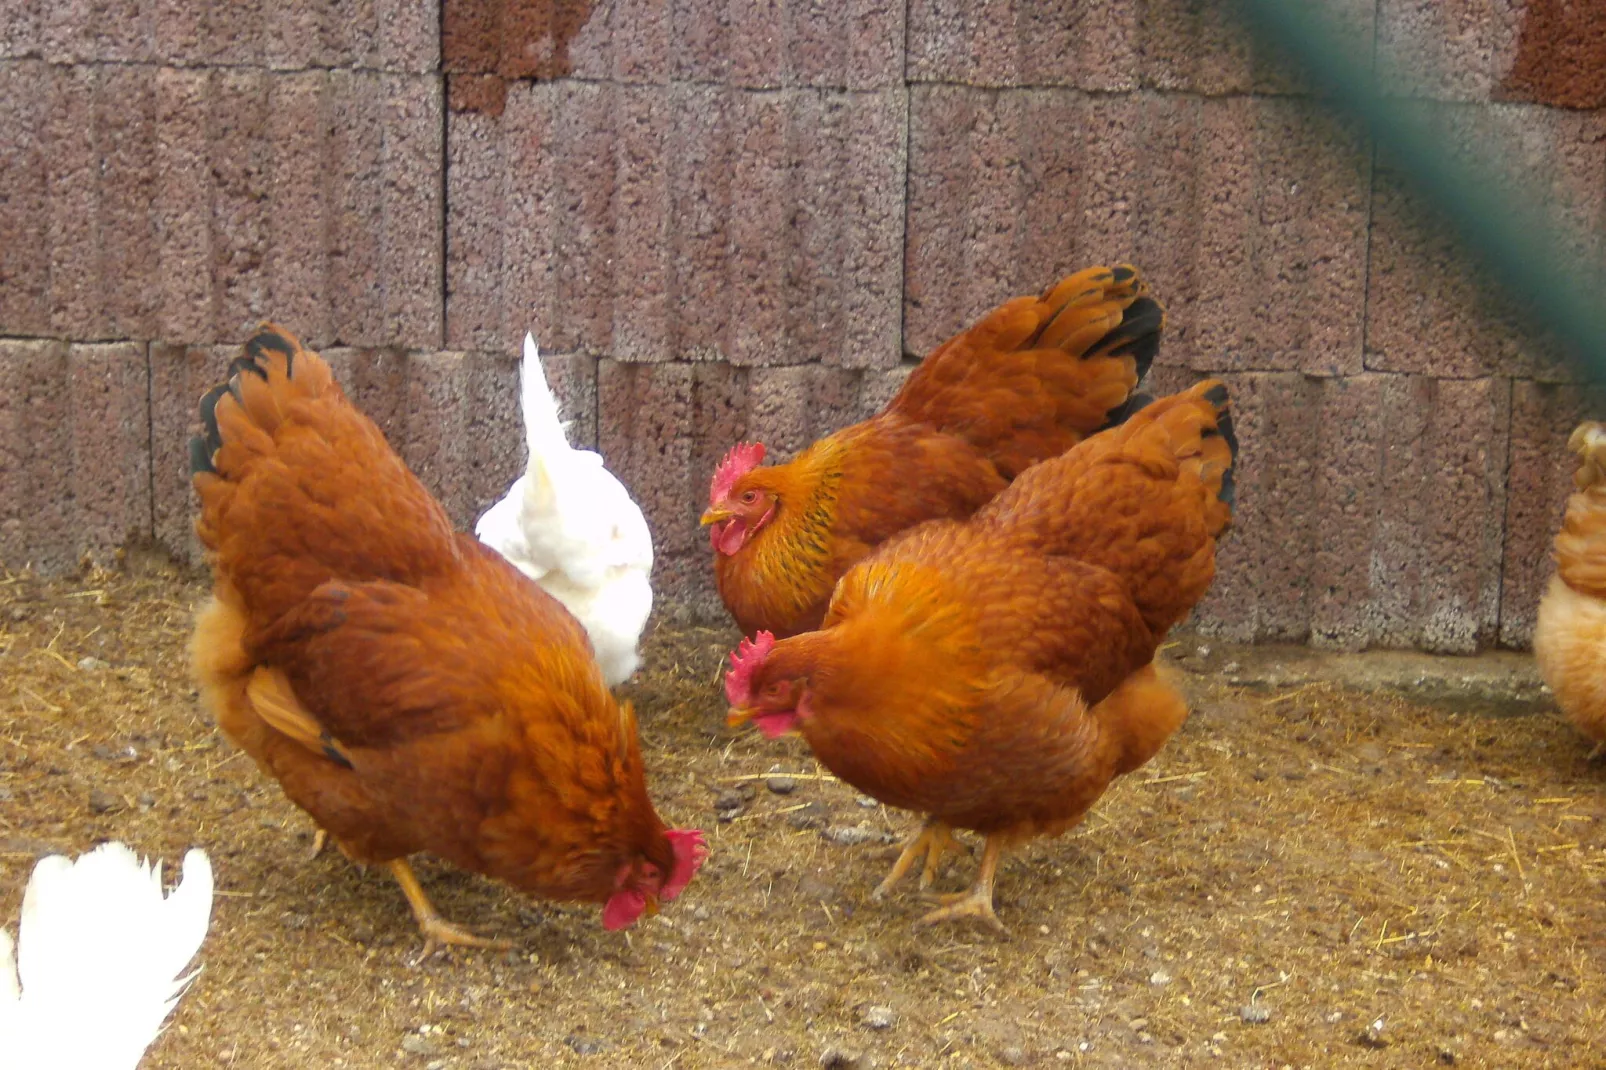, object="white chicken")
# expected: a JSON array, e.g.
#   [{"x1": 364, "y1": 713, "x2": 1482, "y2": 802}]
[
  {"x1": 1, "y1": 843, "x2": 214, "y2": 1070},
  {"x1": 476, "y1": 333, "x2": 655, "y2": 686}
]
